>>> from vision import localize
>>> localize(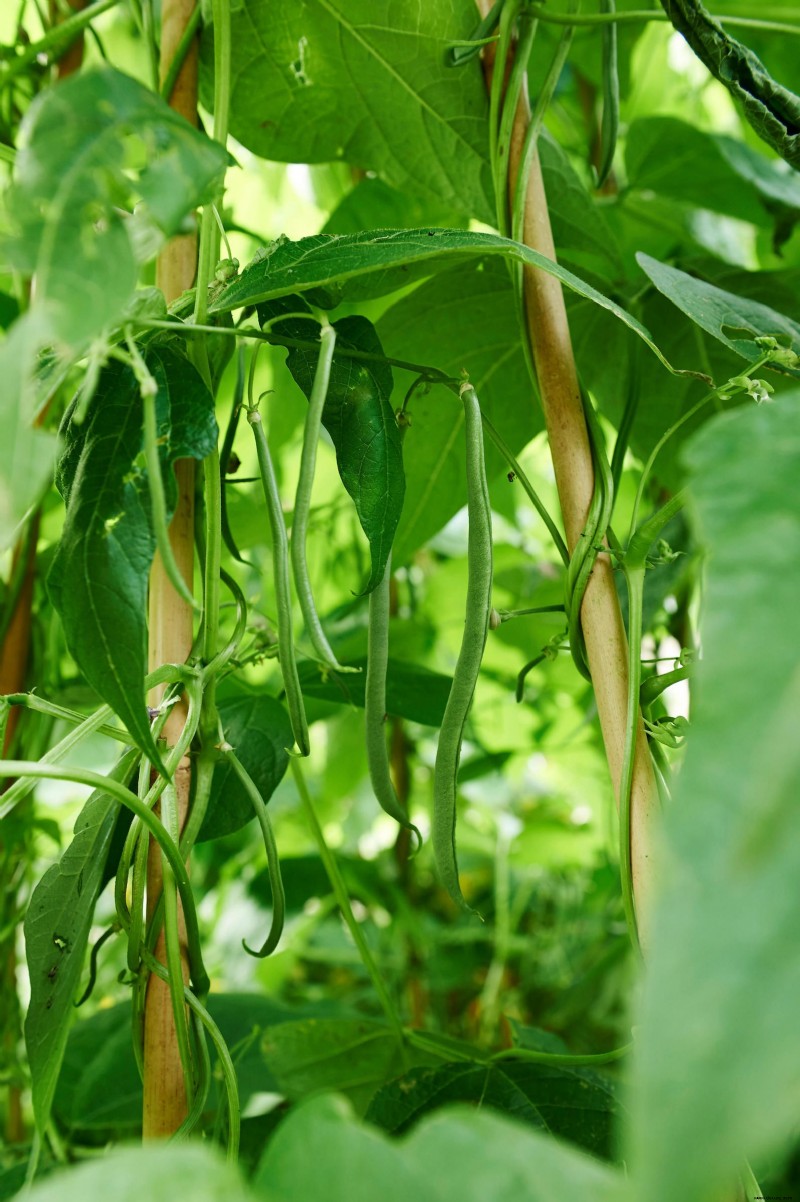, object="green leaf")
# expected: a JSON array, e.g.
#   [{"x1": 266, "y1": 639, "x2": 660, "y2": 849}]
[
  {"x1": 258, "y1": 301, "x2": 404, "y2": 593},
  {"x1": 538, "y1": 132, "x2": 623, "y2": 280},
  {"x1": 0, "y1": 312, "x2": 59, "y2": 552},
  {"x1": 297, "y1": 657, "x2": 453, "y2": 727},
  {"x1": 23, "y1": 749, "x2": 139, "y2": 1136},
  {"x1": 47, "y1": 347, "x2": 217, "y2": 766},
  {"x1": 629, "y1": 395, "x2": 800, "y2": 1200},
  {"x1": 322, "y1": 177, "x2": 467, "y2": 236},
  {"x1": 366, "y1": 1059, "x2": 623, "y2": 1160},
  {"x1": 253, "y1": 1093, "x2": 625, "y2": 1202},
  {"x1": 5, "y1": 67, "x2": 227, "y2": 347},
  {"x1": 210, "y1": 228, "x2": 682, "y2": 377},
  {"x1": 626, "y1": 116, "x2": 800, "y2": 232},
  {"x1": 377, "y1": 260, "x2": 536, "y2": 564},
  {"x1": 658, "y1": 0, "x2": 800, "y2": 169},
  {"x1": 198, "y1": 694, "x2": 292, "y2": 841},
  {"x1": 260, "y1": 1018, "x2": 404, "y2": 1113},
  {"x1": 201, "y1": 1, "x2": 494, "y2": 222},
  {"x1": 637, "y1": 253, "x2": 800, "y2": 373},
  {"x1": 23, "y1": 1145, "x2": 249, "y2": 1202}
]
